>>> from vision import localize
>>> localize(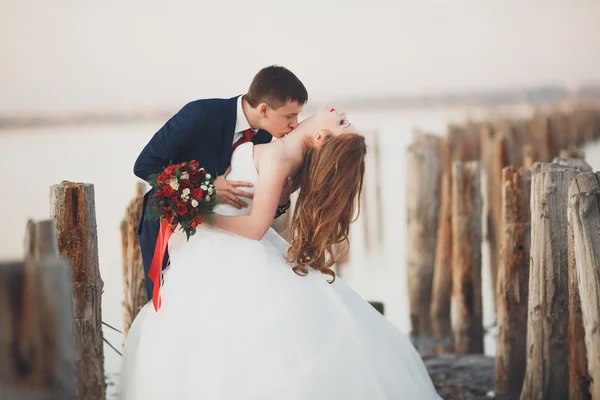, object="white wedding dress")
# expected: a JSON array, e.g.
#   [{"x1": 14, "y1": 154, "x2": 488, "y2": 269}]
[{"x1": 118, "y1": 142, "x2": 441, "y2": 400}]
